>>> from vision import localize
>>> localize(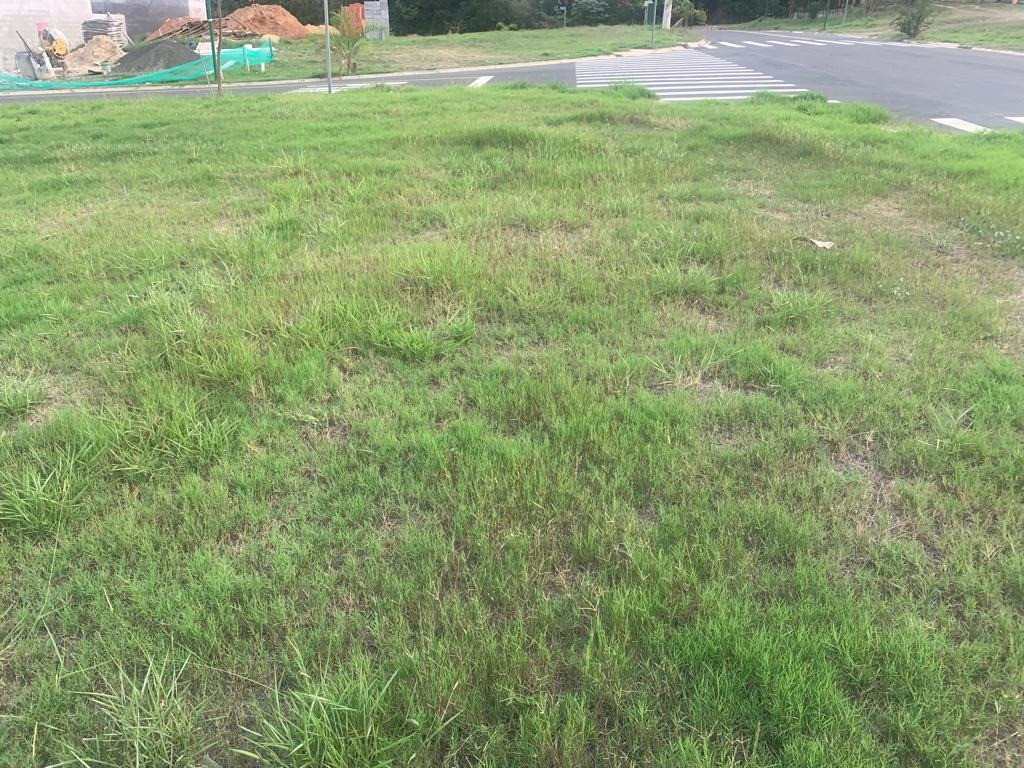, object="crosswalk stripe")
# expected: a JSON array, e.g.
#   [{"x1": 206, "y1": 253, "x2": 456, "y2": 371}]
[
  {"x1": 703, "y1": 44, "x2": 718, "y2": 49},
  {"x1": 792, "y1": 40, "x2": 827, "y2": 46},
  {"x1": 765, "y1": 40, "x2": 799, "y2": 46},
  {"x1": 931, "y1": 118, "x2": 989, "y2": 133},
  {"x1": 576, "y1": 50, "x2": 807, "y2": 102},
  {"x1": 468, "y1": 75, "x2": 492, "y2": 88},
  {"x1": 743, "y1": 40, "x2": 773, "y2": 47},
  {"x1": 662, "y1": 89, "x2": 807, "y2": 99},
  {"x1": 718, "y1": 42, "x2": 745, "y2": 48},
  {"x1": 655, "y1": 86, "x2": 804, "y2": 93},
  {"x1": 577, "y1": 77, "x2": 782, "y2": 84},
  {"x1": 813, "y1": 39, "x2": 856, "y2": 45}
]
